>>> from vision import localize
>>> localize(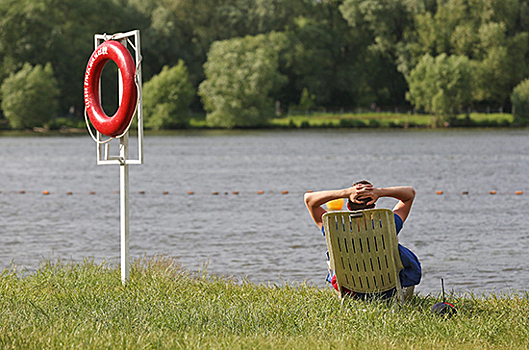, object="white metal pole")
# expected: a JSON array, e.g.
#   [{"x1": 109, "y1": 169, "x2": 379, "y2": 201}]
[
  {"x1": 119, "y1": 38, "x2": 130, "y2": 284},
  {"x1": 120, "y1": 135, "x2": 130, "y2": 284},
  {"x1": 91, "y1": 31, "x2": 141, "y2": 284}
]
